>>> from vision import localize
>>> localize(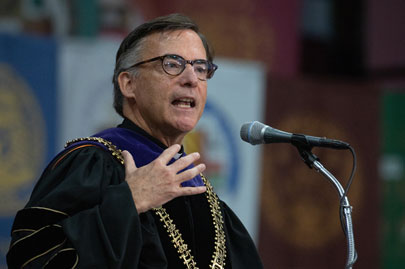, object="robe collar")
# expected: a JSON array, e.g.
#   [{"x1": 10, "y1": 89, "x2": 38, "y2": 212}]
[{"x1": 91, "y1": 118, "x2": 203, "y2": 187}]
